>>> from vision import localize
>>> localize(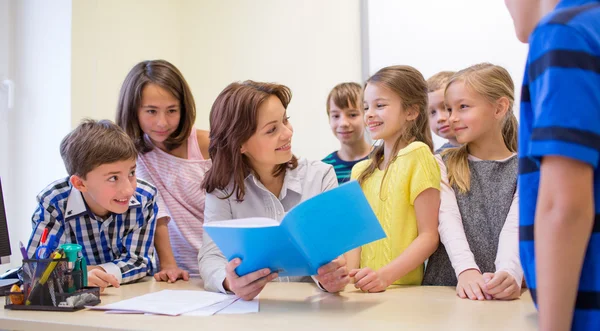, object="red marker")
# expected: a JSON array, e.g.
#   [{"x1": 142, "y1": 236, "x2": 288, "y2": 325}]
[{"x1": 40, "y1": 228, "x2": 49, "y2": 244}]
